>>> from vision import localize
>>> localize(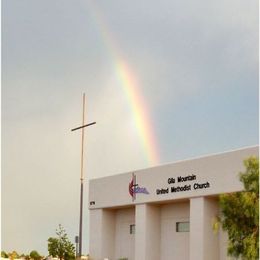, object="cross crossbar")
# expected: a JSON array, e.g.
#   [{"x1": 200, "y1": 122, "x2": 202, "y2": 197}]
[{"x1": 71, "y1": 122, "x2": 96, "y2": 132}]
